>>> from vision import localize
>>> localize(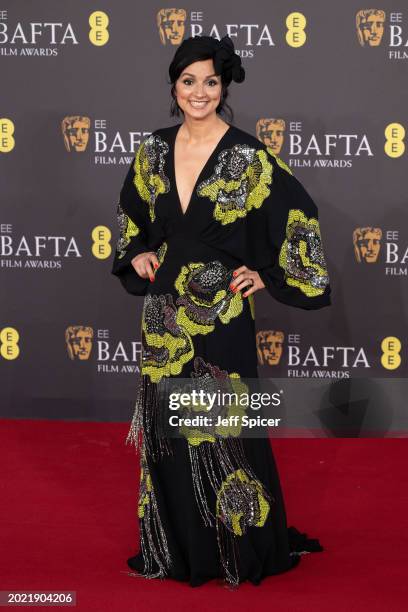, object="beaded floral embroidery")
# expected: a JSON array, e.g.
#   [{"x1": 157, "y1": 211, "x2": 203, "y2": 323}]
[
  {"x1": 116, "y1": 202, "x2": 140, "y2": 259},
  {"x1": 216, "y1": 468, "x2": 270, "y2": 536},
  {"x1": 141, "y1": 293, "x2": 194, "y2": 383},
  {"x1": 196, "y1": 144, "x2": 273, "y2": 225},
  {"x1": 177, "y1": 356, "x2": 247, "y2": 446},
  {"x1": 175, "y1": 260, "x2": 243, "y2": 334},
  {"x1": 140, "y1": 262, "x2": 243, "y2": 384},
  {"x1": 155, "y1": 241, "x2": 168, "y2": 267},
  {"x1": 215, "y1": 467, "x2": 272, "y2": 585},
  {"x1": 279, "y1": 209, "x2": 330, "y2": 297},
  {"x1": 133, "y1": 134, "x2": 170, "y2": 223}
]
